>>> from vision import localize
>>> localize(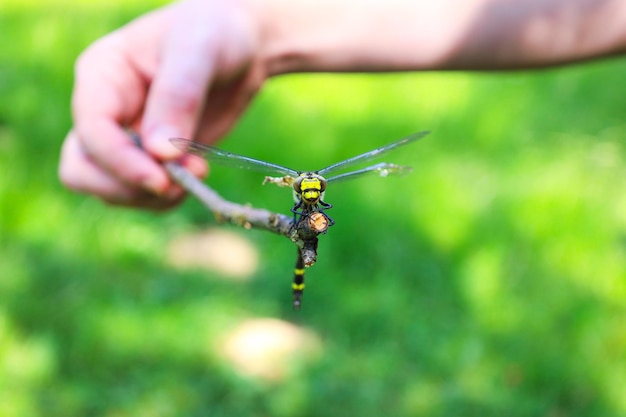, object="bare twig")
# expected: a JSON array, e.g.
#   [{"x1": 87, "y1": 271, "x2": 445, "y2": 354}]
[
  {"x1": 163, "y1": 161, "x2": 293, "y2": 235},
  {"x1": 129, "y1": 131, "x2": 327, "y2": 285},
  {"x1": 163, "y1": 160, "x2": 325, "y2": 266}
]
